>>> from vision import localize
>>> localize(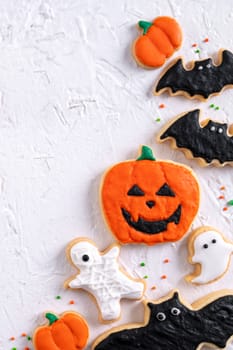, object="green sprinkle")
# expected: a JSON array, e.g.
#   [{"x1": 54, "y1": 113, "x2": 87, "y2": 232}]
[
  {"x1": 195, "y1": 49, "x2": 200, "y2": 53},
  {"x1": 227, "y1": 200, "x2": 233, "y2": 206},
  {"x1": 210, "y1": 104, "x2": 215, "y2": 108},
  {"x1": 155, "y1": 118, "x2": 161, "y2": 122},
  {"x1": 56, "y1": 295, "x2": 61, "y2": 299},
  {"x1": 27, "y1": 336, "x2": 32, "y2": 341},
  {"x1": 215, "y1": 106, "x2": 220, "y2": 110},
  {"x1": 11, "y1": 348, "x2": 17, "y2": 350},
  {"x1": 140, "y1": 262, "x2": 145, "y2": 267},
  {"x1": 143, "y1": 275, "x2": 148, "y2": 279}
]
